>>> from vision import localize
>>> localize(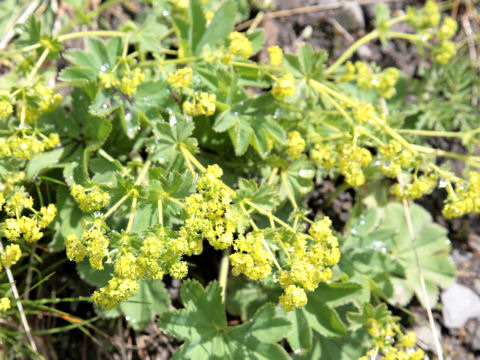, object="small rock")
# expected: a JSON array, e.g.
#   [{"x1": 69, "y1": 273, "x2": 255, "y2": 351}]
[
  {"x1": 468, "y1": 232, "x2": 480, "y2": 253},
  {"x1": 441, "y1": 282, "x2": 480, "y2": 329},
  {"x1": 333, "y1": 1, "x2": 365, "y2": 31},
  {"x1": 473, "y1": 279, "x2": 480, "y2": 295},
  {"x1": 413, "y1": 320, "x2": 442, "y2": 353}
]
